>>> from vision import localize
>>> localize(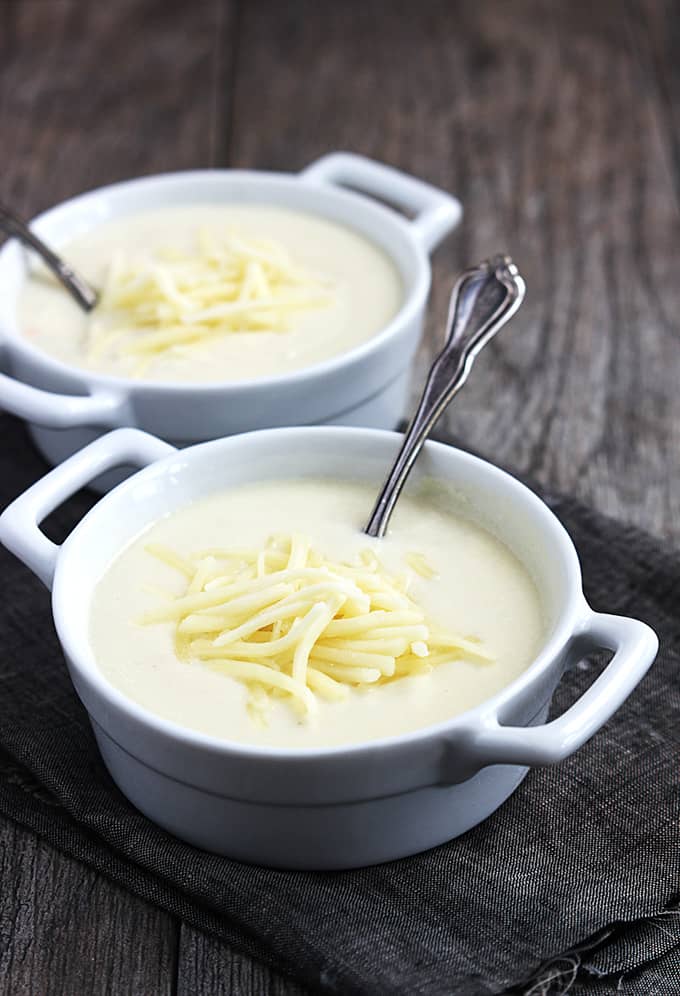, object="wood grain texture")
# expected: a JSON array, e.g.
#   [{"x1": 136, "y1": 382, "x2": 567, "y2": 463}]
[
  {"x1": 177, "y1": 929, "x2": 310, "y2": 996},
  {"x1": 0, "y1": 814, "x2": 176, "y2": 995},
  {"x1": 0, "y1": 0, "x2": 229, "y2": 214},
  {"x1": 231, "y1": 0, "x2": 680, "y2": 543},
  {"x1": 633, "y1": 0, "x2": 680, "y2": 205}
]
